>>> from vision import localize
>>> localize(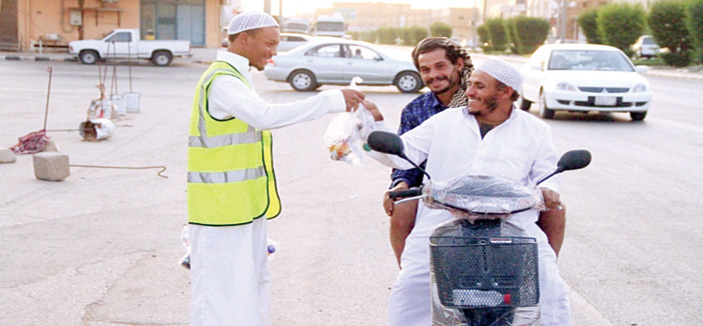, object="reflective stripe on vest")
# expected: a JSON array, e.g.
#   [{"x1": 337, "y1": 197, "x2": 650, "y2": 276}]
[{"x1": 187, "y1": 61, "x2": 281, "y2": 226}]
